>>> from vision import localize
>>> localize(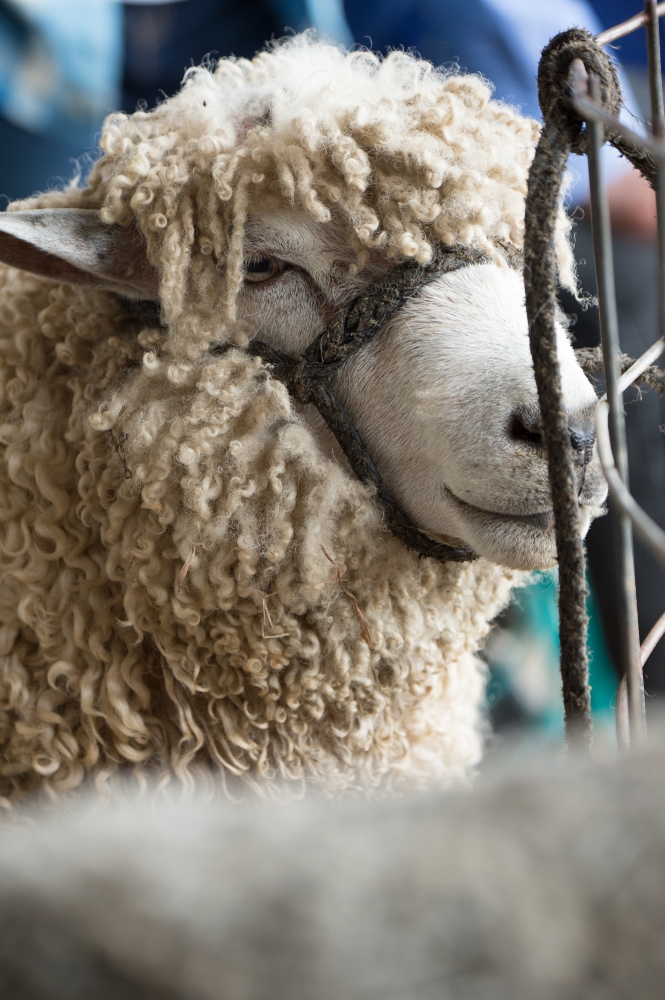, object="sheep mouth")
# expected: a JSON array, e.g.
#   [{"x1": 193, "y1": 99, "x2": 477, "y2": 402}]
[{"x1": 441, "y1": 486, "x2": 555, "y2": 531}]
